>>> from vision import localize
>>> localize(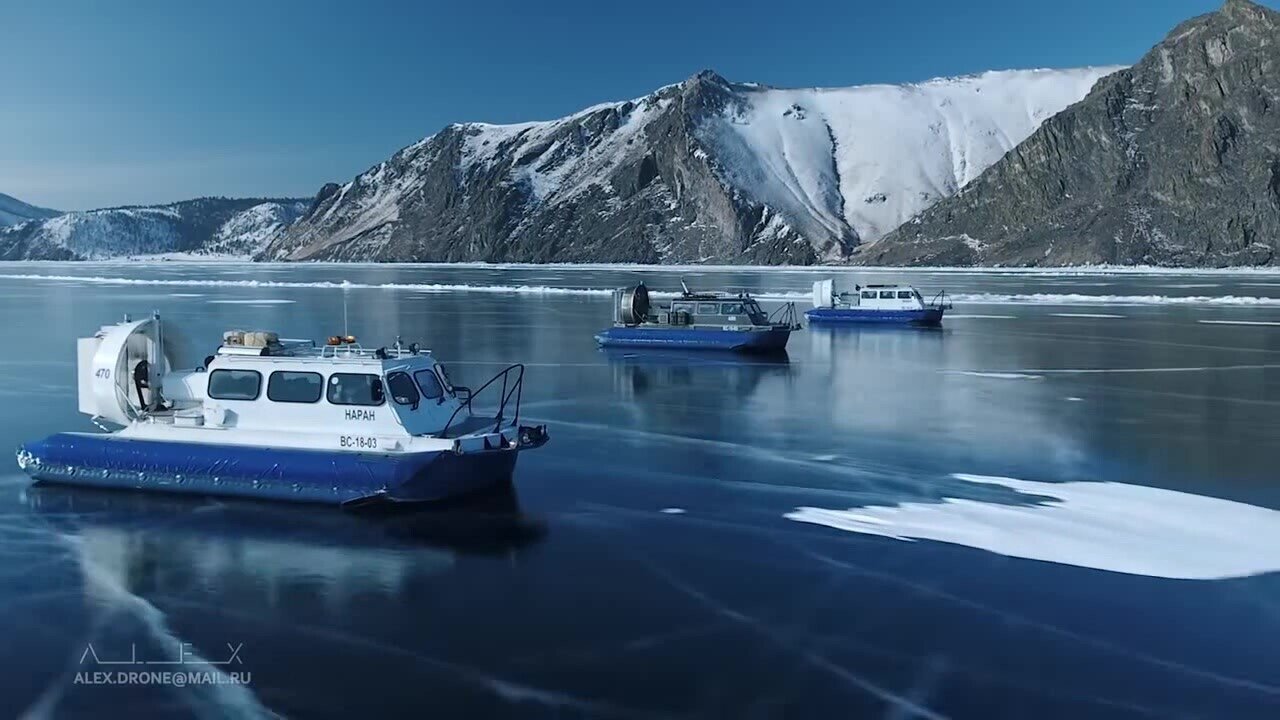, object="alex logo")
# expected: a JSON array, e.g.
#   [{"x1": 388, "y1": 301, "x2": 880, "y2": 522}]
[{"x1": 80, "y1": 641, "x2": 244, "y2": 666}]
